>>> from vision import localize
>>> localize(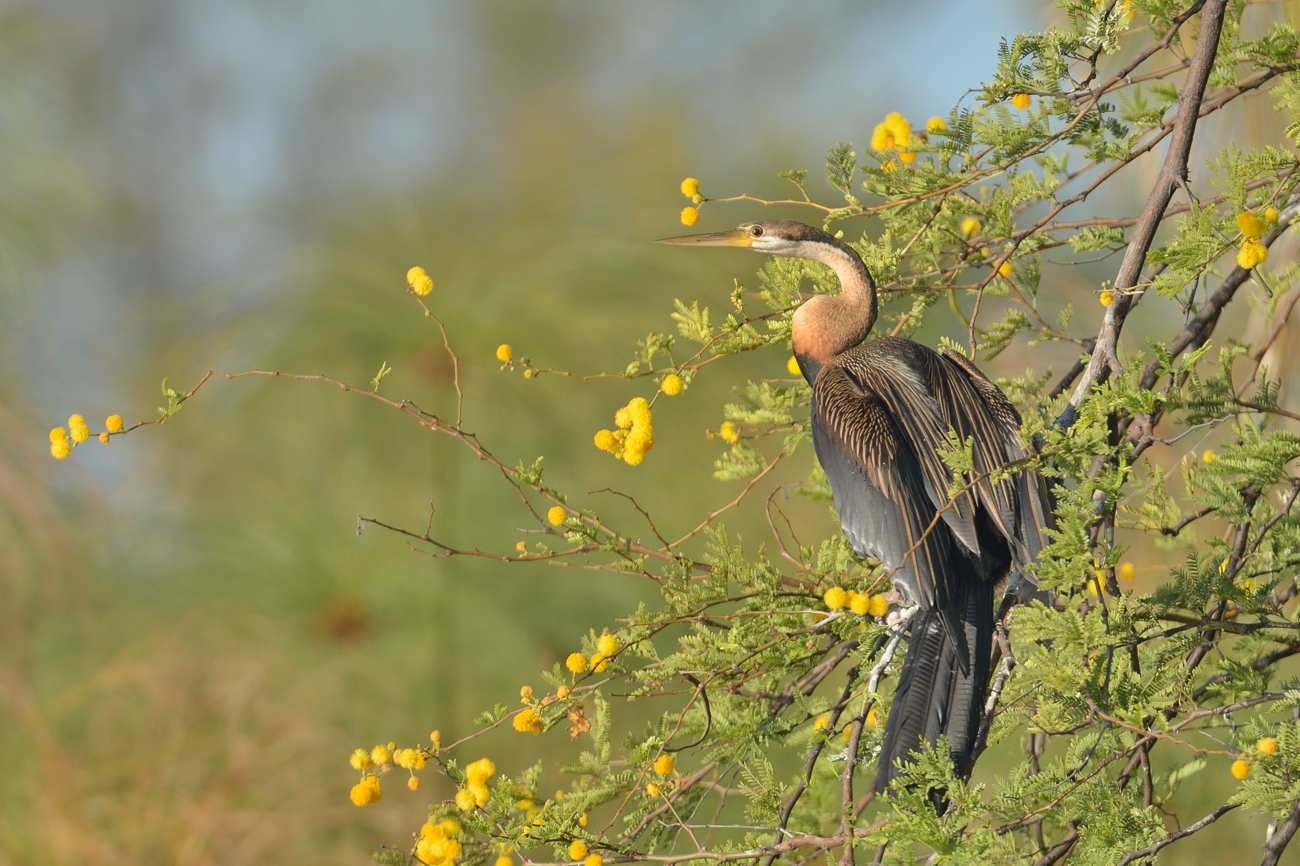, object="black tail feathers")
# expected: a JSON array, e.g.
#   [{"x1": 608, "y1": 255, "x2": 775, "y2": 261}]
[{"x1": 875, "y1": 578, "x2": 994, "y2": 799}]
